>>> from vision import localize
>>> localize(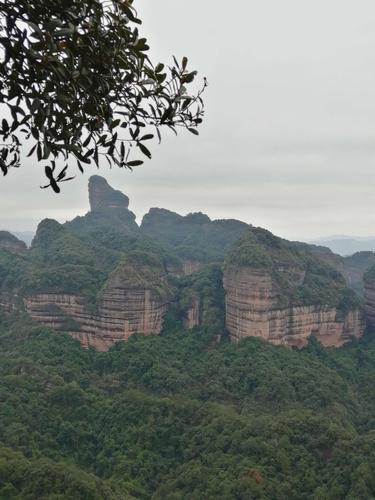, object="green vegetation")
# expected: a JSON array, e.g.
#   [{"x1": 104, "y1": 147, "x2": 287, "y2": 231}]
[
  {"x1": 364, "y1": 264, "x2": 375, "y2": 284},
  {"x1": 296, "y1": 243, "x2": 375, "y2": 296},
  {"x1": 342, "y1": 252, "x2": 375, "y2": 295},
  {"x1": 226, "y1": 227, "x2": 360, "y2": 310},
  {"x1": 0, "y1": 213, "x2": 182, "y2": 310},
  {"x1": 0, "y1": 219, "x2": 120, "y2": 306},
  {"x1": 141, "y1": 209, "x2": 248, "y2": 262},
  {"x1": 0, "y1": 0, "x2": 205, "y2": 189},
  {"x1": 165, "y1": 265, "x2": 225, "y2": 336},
  {"x1": 0, "y1": 180, "x2": 371, "y2": 498},
  {"x1": 66, "y1": 207, "x2": 140, "y2": 253},
  {"x1": 1, "y1": 313, "x2": 375, "y2": 498}
]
